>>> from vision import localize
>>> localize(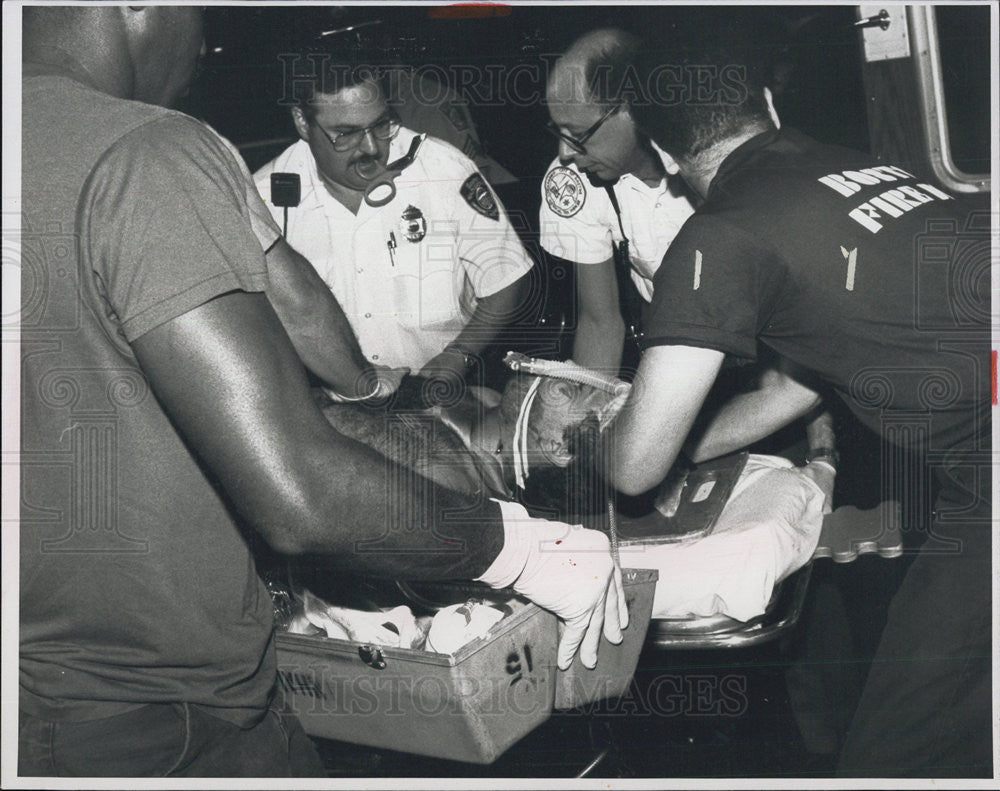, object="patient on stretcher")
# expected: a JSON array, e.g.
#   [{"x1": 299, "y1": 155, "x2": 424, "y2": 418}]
[
  {"x1": 313, "y1": 361, "x2": 826, "y2": 624},
  {"x1": 315, "y1": 366, "x2": 618, "y2": 520}
]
